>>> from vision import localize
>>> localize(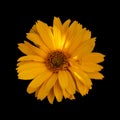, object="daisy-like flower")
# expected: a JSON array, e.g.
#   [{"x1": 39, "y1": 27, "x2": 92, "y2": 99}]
[{"x1": 16, "y1": 17, "x2": 105, "y2": 104}]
